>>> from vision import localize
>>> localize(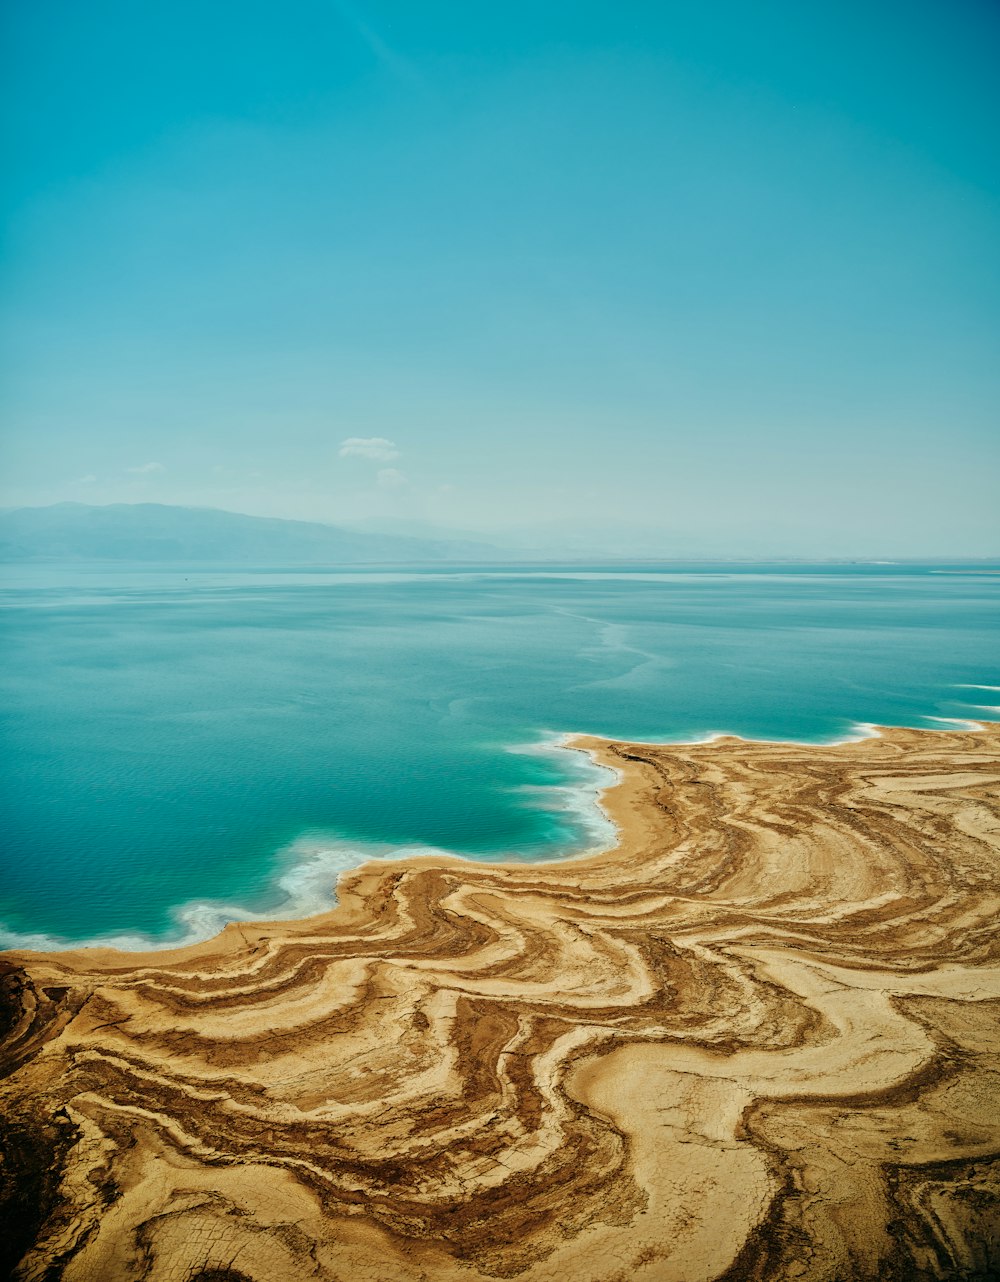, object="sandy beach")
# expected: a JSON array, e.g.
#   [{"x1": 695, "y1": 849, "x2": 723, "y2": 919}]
[{"x1": 2, "y1": 723, "x2": 999, "y2": 1281}]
